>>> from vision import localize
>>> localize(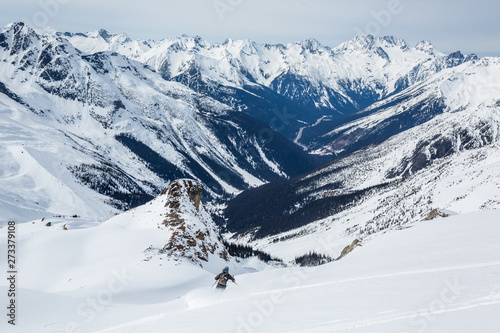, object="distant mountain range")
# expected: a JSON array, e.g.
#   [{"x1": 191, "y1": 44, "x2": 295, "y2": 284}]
[
  {"x1": 63, "y1": 29, "x2": 477, "y2": 153},
  {"x1": 1, "y1": 22, "x2": 497, "y2": 236}
]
